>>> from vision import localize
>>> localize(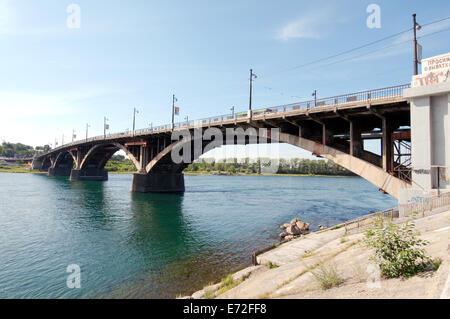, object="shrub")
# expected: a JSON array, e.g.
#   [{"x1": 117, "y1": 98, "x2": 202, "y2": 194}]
[
  {"x1": 364, "y1": 214, "x2": 432, "y2": 278},
  {"x1": 266, "y1": 261, "x2": 278, "y2": 269},
  {"x1": 311, "y1": 262, "x2": 343, "y2": 290}
]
